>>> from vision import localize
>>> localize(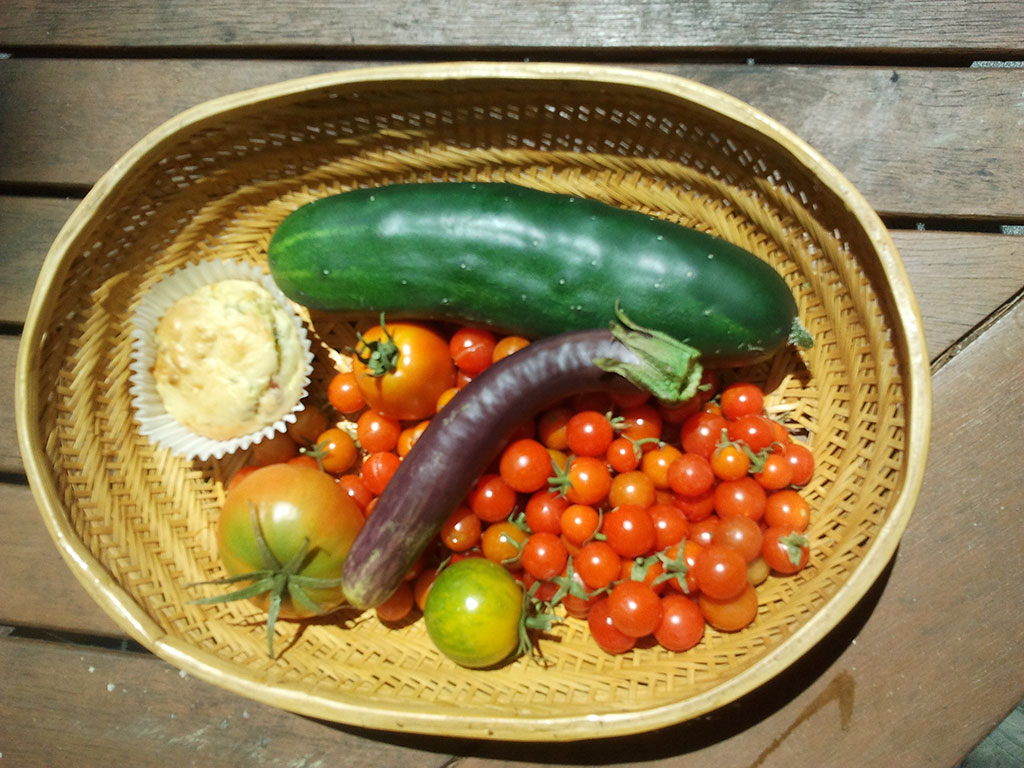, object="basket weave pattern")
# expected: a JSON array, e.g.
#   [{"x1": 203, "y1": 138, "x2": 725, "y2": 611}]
[{"x1": 23, "y1": 70, "x2": 918, "y2": 739}]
